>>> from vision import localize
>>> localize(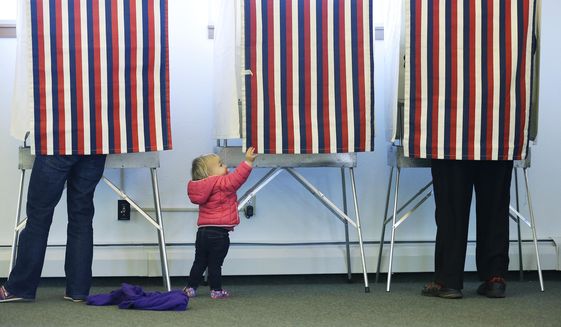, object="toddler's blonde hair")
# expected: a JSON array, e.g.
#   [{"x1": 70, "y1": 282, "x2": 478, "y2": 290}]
[{"x1": 191, "y1": 154, "x2": 220, "y2": 181}]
